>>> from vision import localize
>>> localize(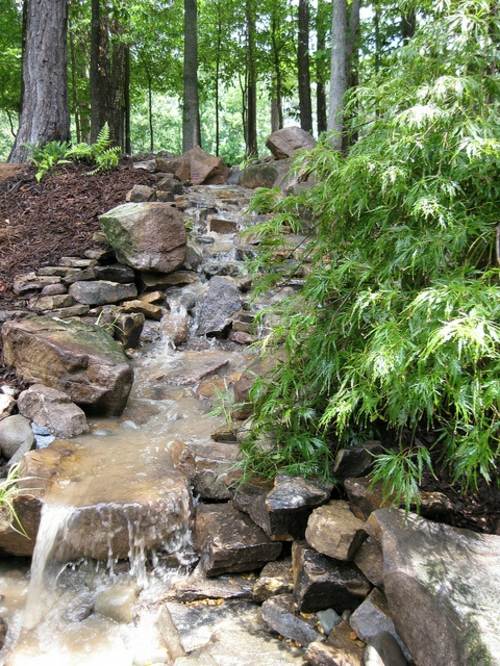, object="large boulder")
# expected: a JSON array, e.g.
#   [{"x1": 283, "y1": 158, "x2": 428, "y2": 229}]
[
  {"x1": 266, "y1": 126, "x2": 316, "y2": 160},
  {"x1": 305, "y1": 500, "x2": 366, "y2": 561},
  {"x1": 0, "y1": 414, "x2": 34, "y2": 462},
  {"x1": 2, "y1": 316, "x2": 133, "y2": 415},
  {"x1": 240, "y1": 163, "x2": 279, "y2": 189},
  {"x1": 99, "y1": 202, "x2": 187, "y2": 273},
  {"x1": 367, "y1": 509, "x2": 500, "y2": 666},
  {"x1": 17, "y1": 384, "x2": 88, "y2": 438},
  {"x1": 175, "y1": 146, "x2": 229, "y2": 185}
]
